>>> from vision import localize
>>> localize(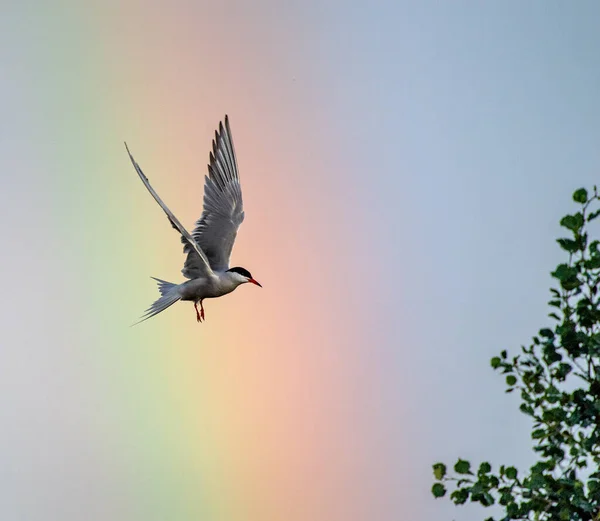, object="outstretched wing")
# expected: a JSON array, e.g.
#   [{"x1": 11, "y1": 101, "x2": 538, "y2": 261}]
[
  {"x1": 124, "y1": 142, "x2": 214, "y2": 278},
  {"x1": 185, "y1": 115, "x2": 244, "y2": 275}
]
